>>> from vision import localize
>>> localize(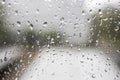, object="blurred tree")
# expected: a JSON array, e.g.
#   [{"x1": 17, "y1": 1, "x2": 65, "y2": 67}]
[
  {"x1": 91, "y1": 7, "x2": 120, "y2": 48},
  {"x1": 0, "y1": 3, "x2": 14, "y2": 79},
  {"x1": 0, "y1": 4, "x2": 15, "y2": 47},
  {"x1": 19, "y1": 29, "x2": 62, "y2": 49}
]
